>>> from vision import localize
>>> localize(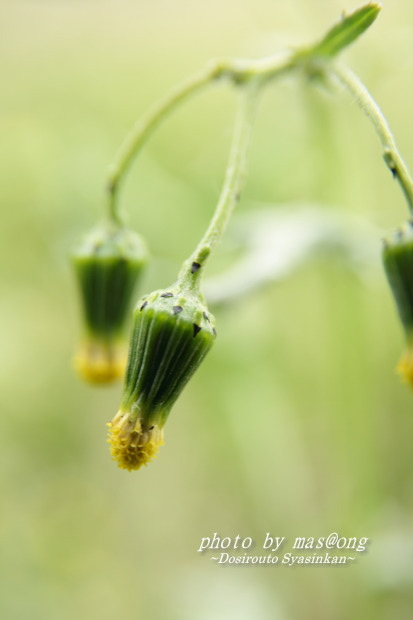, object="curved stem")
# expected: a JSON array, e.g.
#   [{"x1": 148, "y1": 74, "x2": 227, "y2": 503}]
[
  {"x1": 106, "y1": 54, "x2": 295, "y2": 223},
  {"x1": 106, "y1": 63, "x2": 224, "y2": 222},
  {"x1": 179, "y1": 81, "x2": 261, "y2": 290},
  {"x1": 329, "y1": 62, "x2": 413, "y2": 214},
  {"x1": 104, "y1": 3, "x2": 385, "y2": 224}
]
